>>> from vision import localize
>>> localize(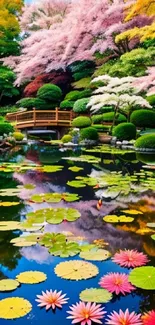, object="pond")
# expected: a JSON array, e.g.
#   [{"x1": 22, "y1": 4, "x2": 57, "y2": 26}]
[{"x1": 0, "y1": 144, "x2": 154, "y2": 324}]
